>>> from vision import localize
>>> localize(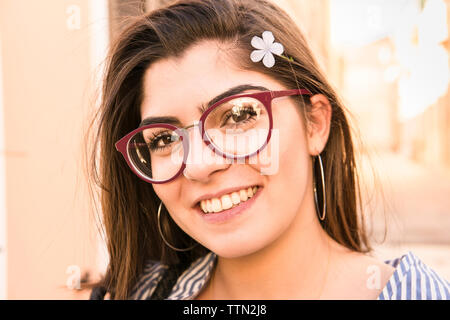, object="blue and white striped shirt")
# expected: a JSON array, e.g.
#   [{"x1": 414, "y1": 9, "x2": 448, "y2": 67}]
[{"x1": 129, "y1": 251, "x2": 450, "y2": 300}]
